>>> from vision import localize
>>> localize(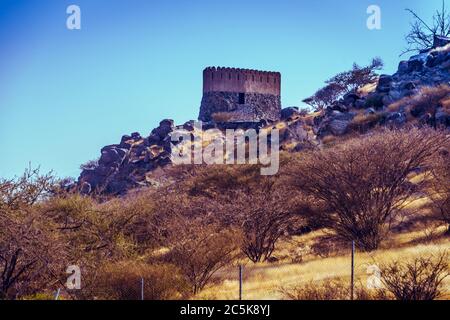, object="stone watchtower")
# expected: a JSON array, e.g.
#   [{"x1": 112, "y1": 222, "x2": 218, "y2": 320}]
[{"x1": 199, "y1": 67, "x2": 281, "y2": 122}]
